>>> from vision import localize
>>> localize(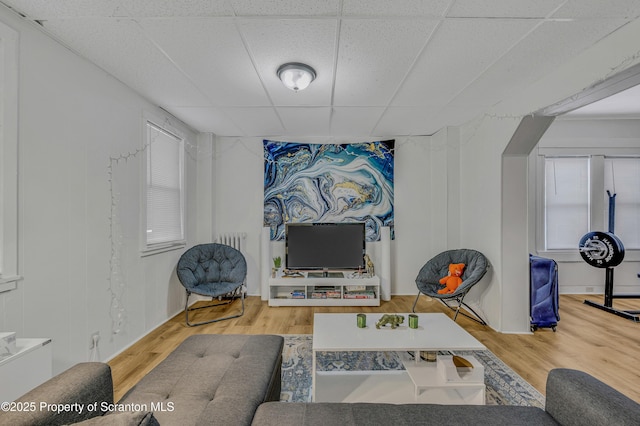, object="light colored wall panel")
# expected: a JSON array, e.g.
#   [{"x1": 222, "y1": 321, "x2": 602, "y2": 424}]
[{"x1": 0, "y1": 7, "x2": 203, "y2": 373}]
